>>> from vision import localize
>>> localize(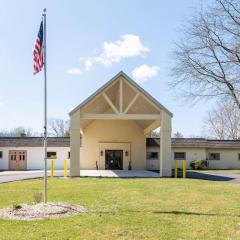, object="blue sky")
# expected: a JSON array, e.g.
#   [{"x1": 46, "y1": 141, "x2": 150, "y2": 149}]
[{"x1": 0, "y1": 0, "x2": 214, "y2": 136}]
